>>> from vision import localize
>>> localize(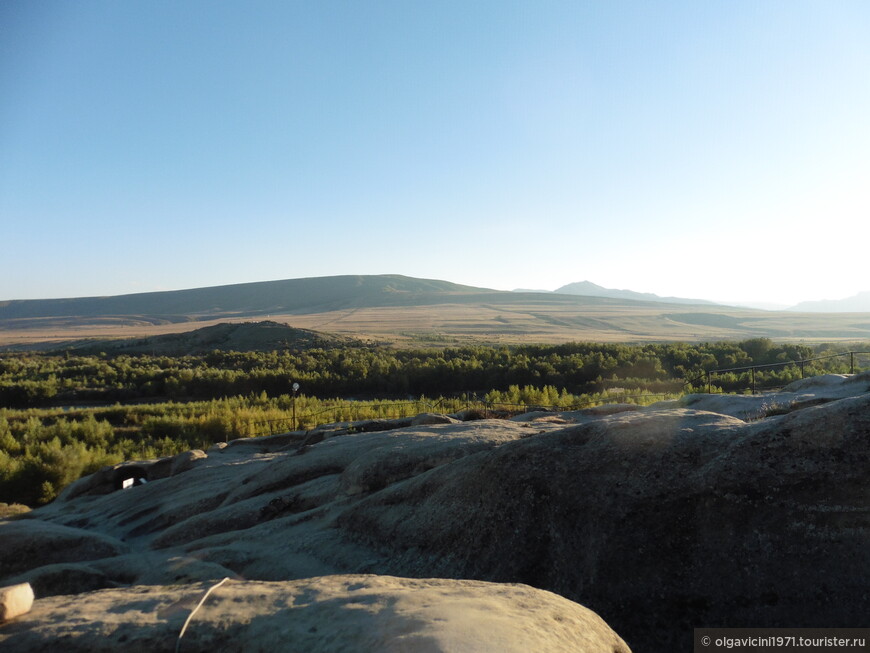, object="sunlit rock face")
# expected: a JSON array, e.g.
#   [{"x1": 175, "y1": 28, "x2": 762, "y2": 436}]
[
  {"x1": 0, "y1": 575, "x2": 632, "y2": 652},
  {"x1": 3, "y1": 373, "x2": 869, "y2": 652}
]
